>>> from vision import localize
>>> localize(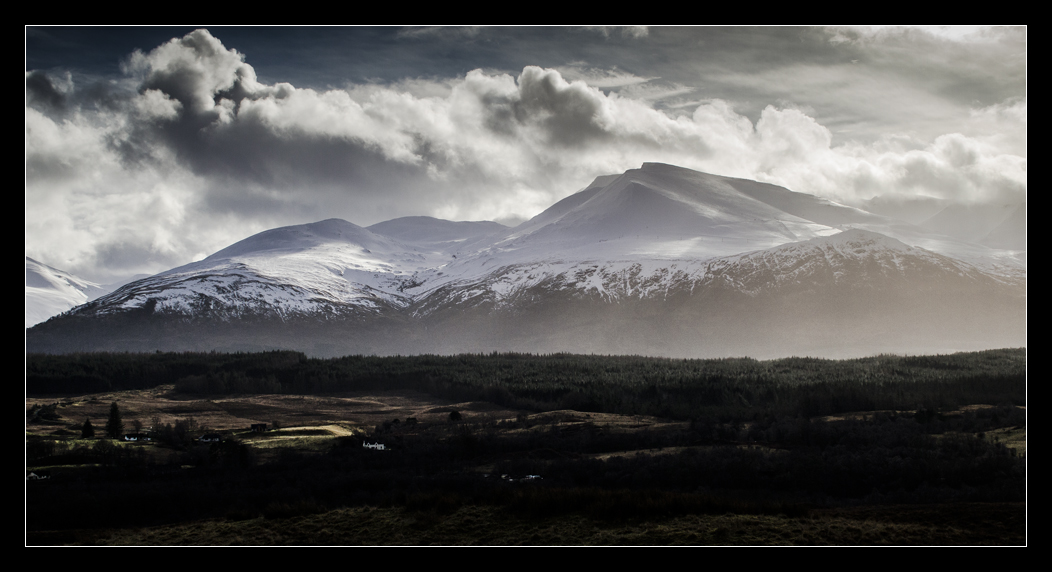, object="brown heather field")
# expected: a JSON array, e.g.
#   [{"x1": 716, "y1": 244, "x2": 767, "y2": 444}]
[
  {"x1": 26, "y1": 386, "x2": 488, "y2": 438},
  {"x1": 26, "y1": 386, "x2": 1025, "y2": 546}
]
